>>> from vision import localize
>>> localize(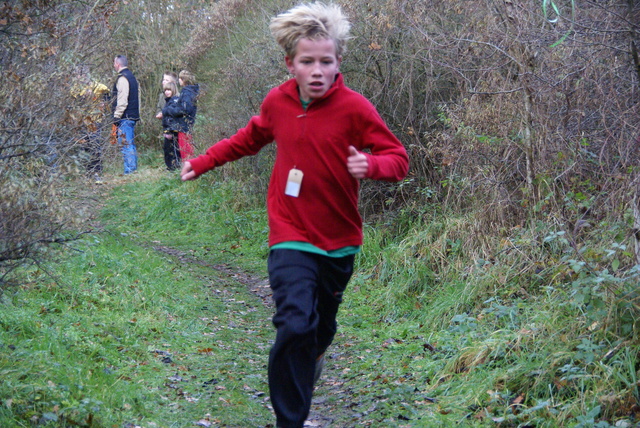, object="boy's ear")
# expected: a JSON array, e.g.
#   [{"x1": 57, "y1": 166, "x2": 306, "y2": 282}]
[{"x1": 285, "y1": 56, "x2": 295, "y2": 74}]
